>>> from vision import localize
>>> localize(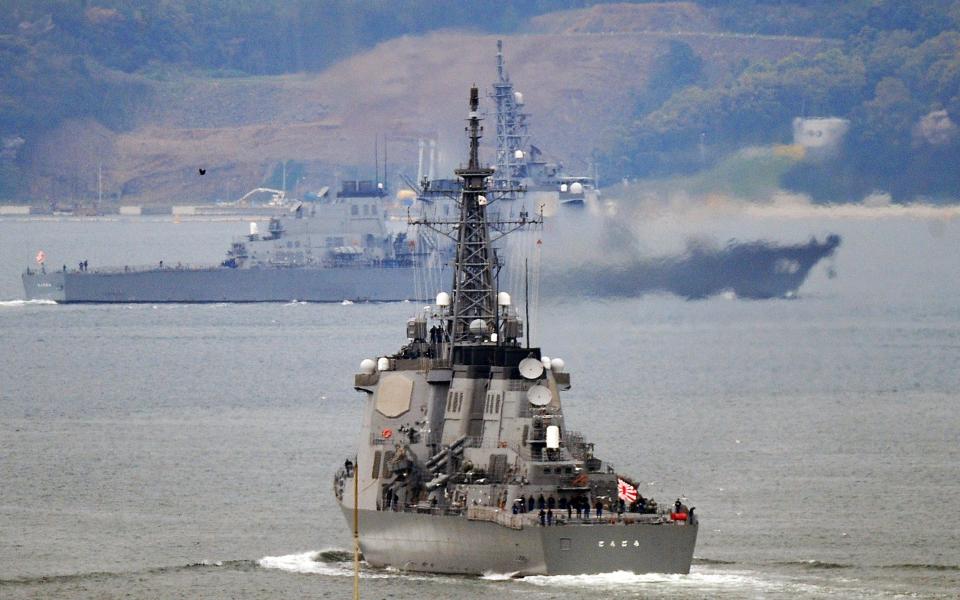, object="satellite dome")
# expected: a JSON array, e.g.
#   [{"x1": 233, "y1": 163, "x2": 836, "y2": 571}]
[
  {"x1": 478, "y1": 195, "x2": 488, "y2": 206},
  {"x1": 550, "y1": 358, "x2": 565, "y2": 372},
  {"x1": 541, "y1": 355, "x2": 552, "y2": 369},
  {"x1": 469, "y1": 319, "x2": 487, "y2": 335},
  {"x1": 514, "y1": 91, "x2": 524, "y2": 105},
  {"x1": 560, "y1": 184, "x2": 568, "y2": 193},
  {"x1": 514, "y1": 150, "x2": 524, "y2": 160},
  {"x1": 497, "y1": 292, "x2": 511, "y2": 306},
  {"x1": 436, "y1": 292, "x2": 451, "y2": 307},
  {"x1": 377, "y1": 357, "x2": 390, "y2": 371},
  {"x1": 359, "y1": 359, "x2": 376, "y2": 374},
  {"x1": 570, "y1": 182, "x2": 584, "y2": 194}
]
